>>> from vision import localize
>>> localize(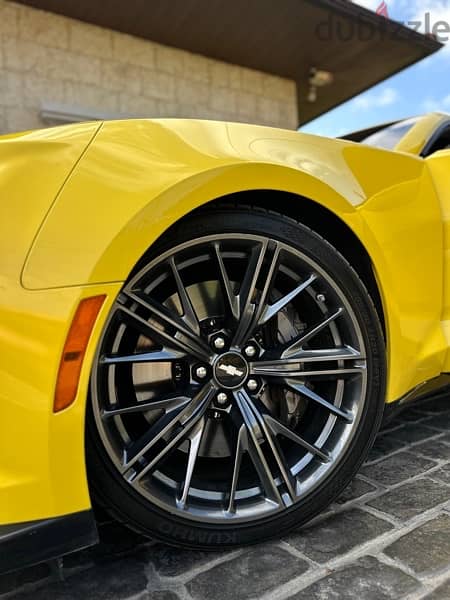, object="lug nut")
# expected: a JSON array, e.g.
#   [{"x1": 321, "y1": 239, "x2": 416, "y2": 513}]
[
  {"x1": 216, "y1": 392, "x2": 228, "y2": 405},
  {"x1": 316, "y1": 293, "x2": 326, "y2": 303},
  {"x1": 244, "y1": 345, "x2": 257, "y2": 358},
  {"x1": 247, "y1": 379, "x2": 258, "y2": 392},
  {"x1": 213, "y1": 336, "x2": 226, "y2": 350},
  {"x1": 195, "y1": 366, "x2": 208, "y2": 379}
]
